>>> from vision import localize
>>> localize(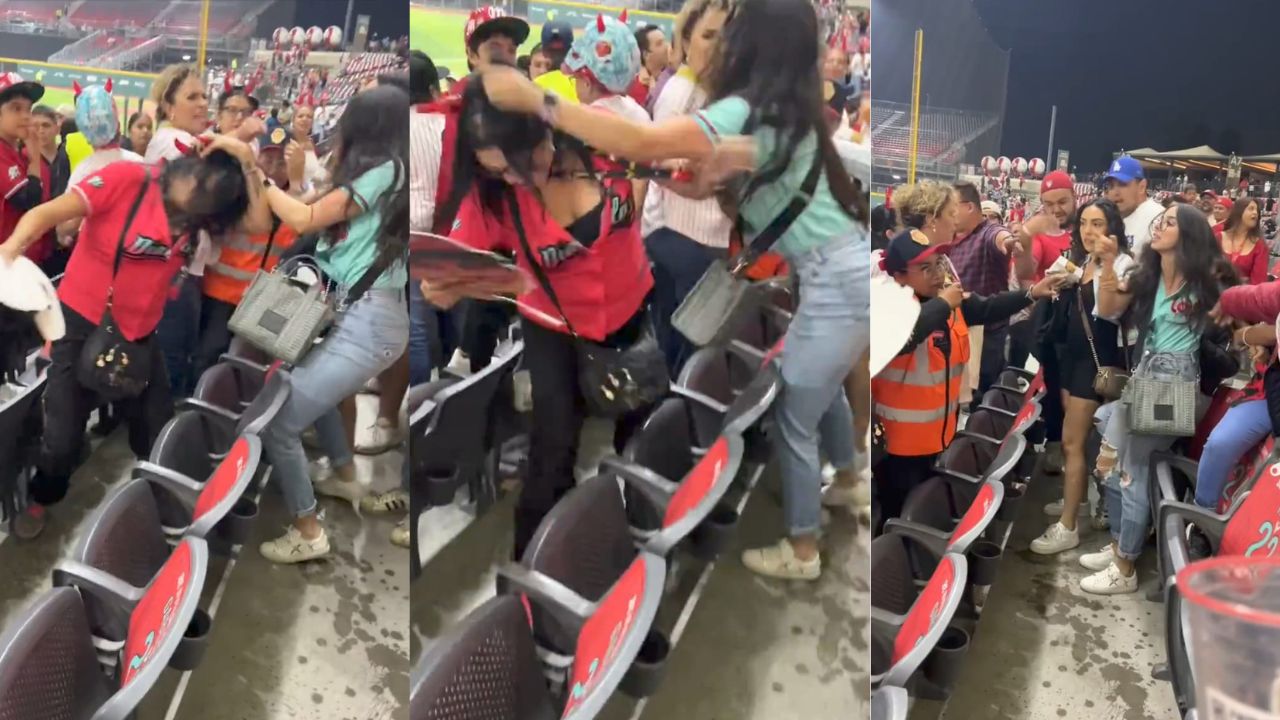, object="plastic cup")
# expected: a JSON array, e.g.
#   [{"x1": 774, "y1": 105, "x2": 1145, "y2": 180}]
[{"x1": 1179, "y1": 556, "x2": 1280, "y2": 717}]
